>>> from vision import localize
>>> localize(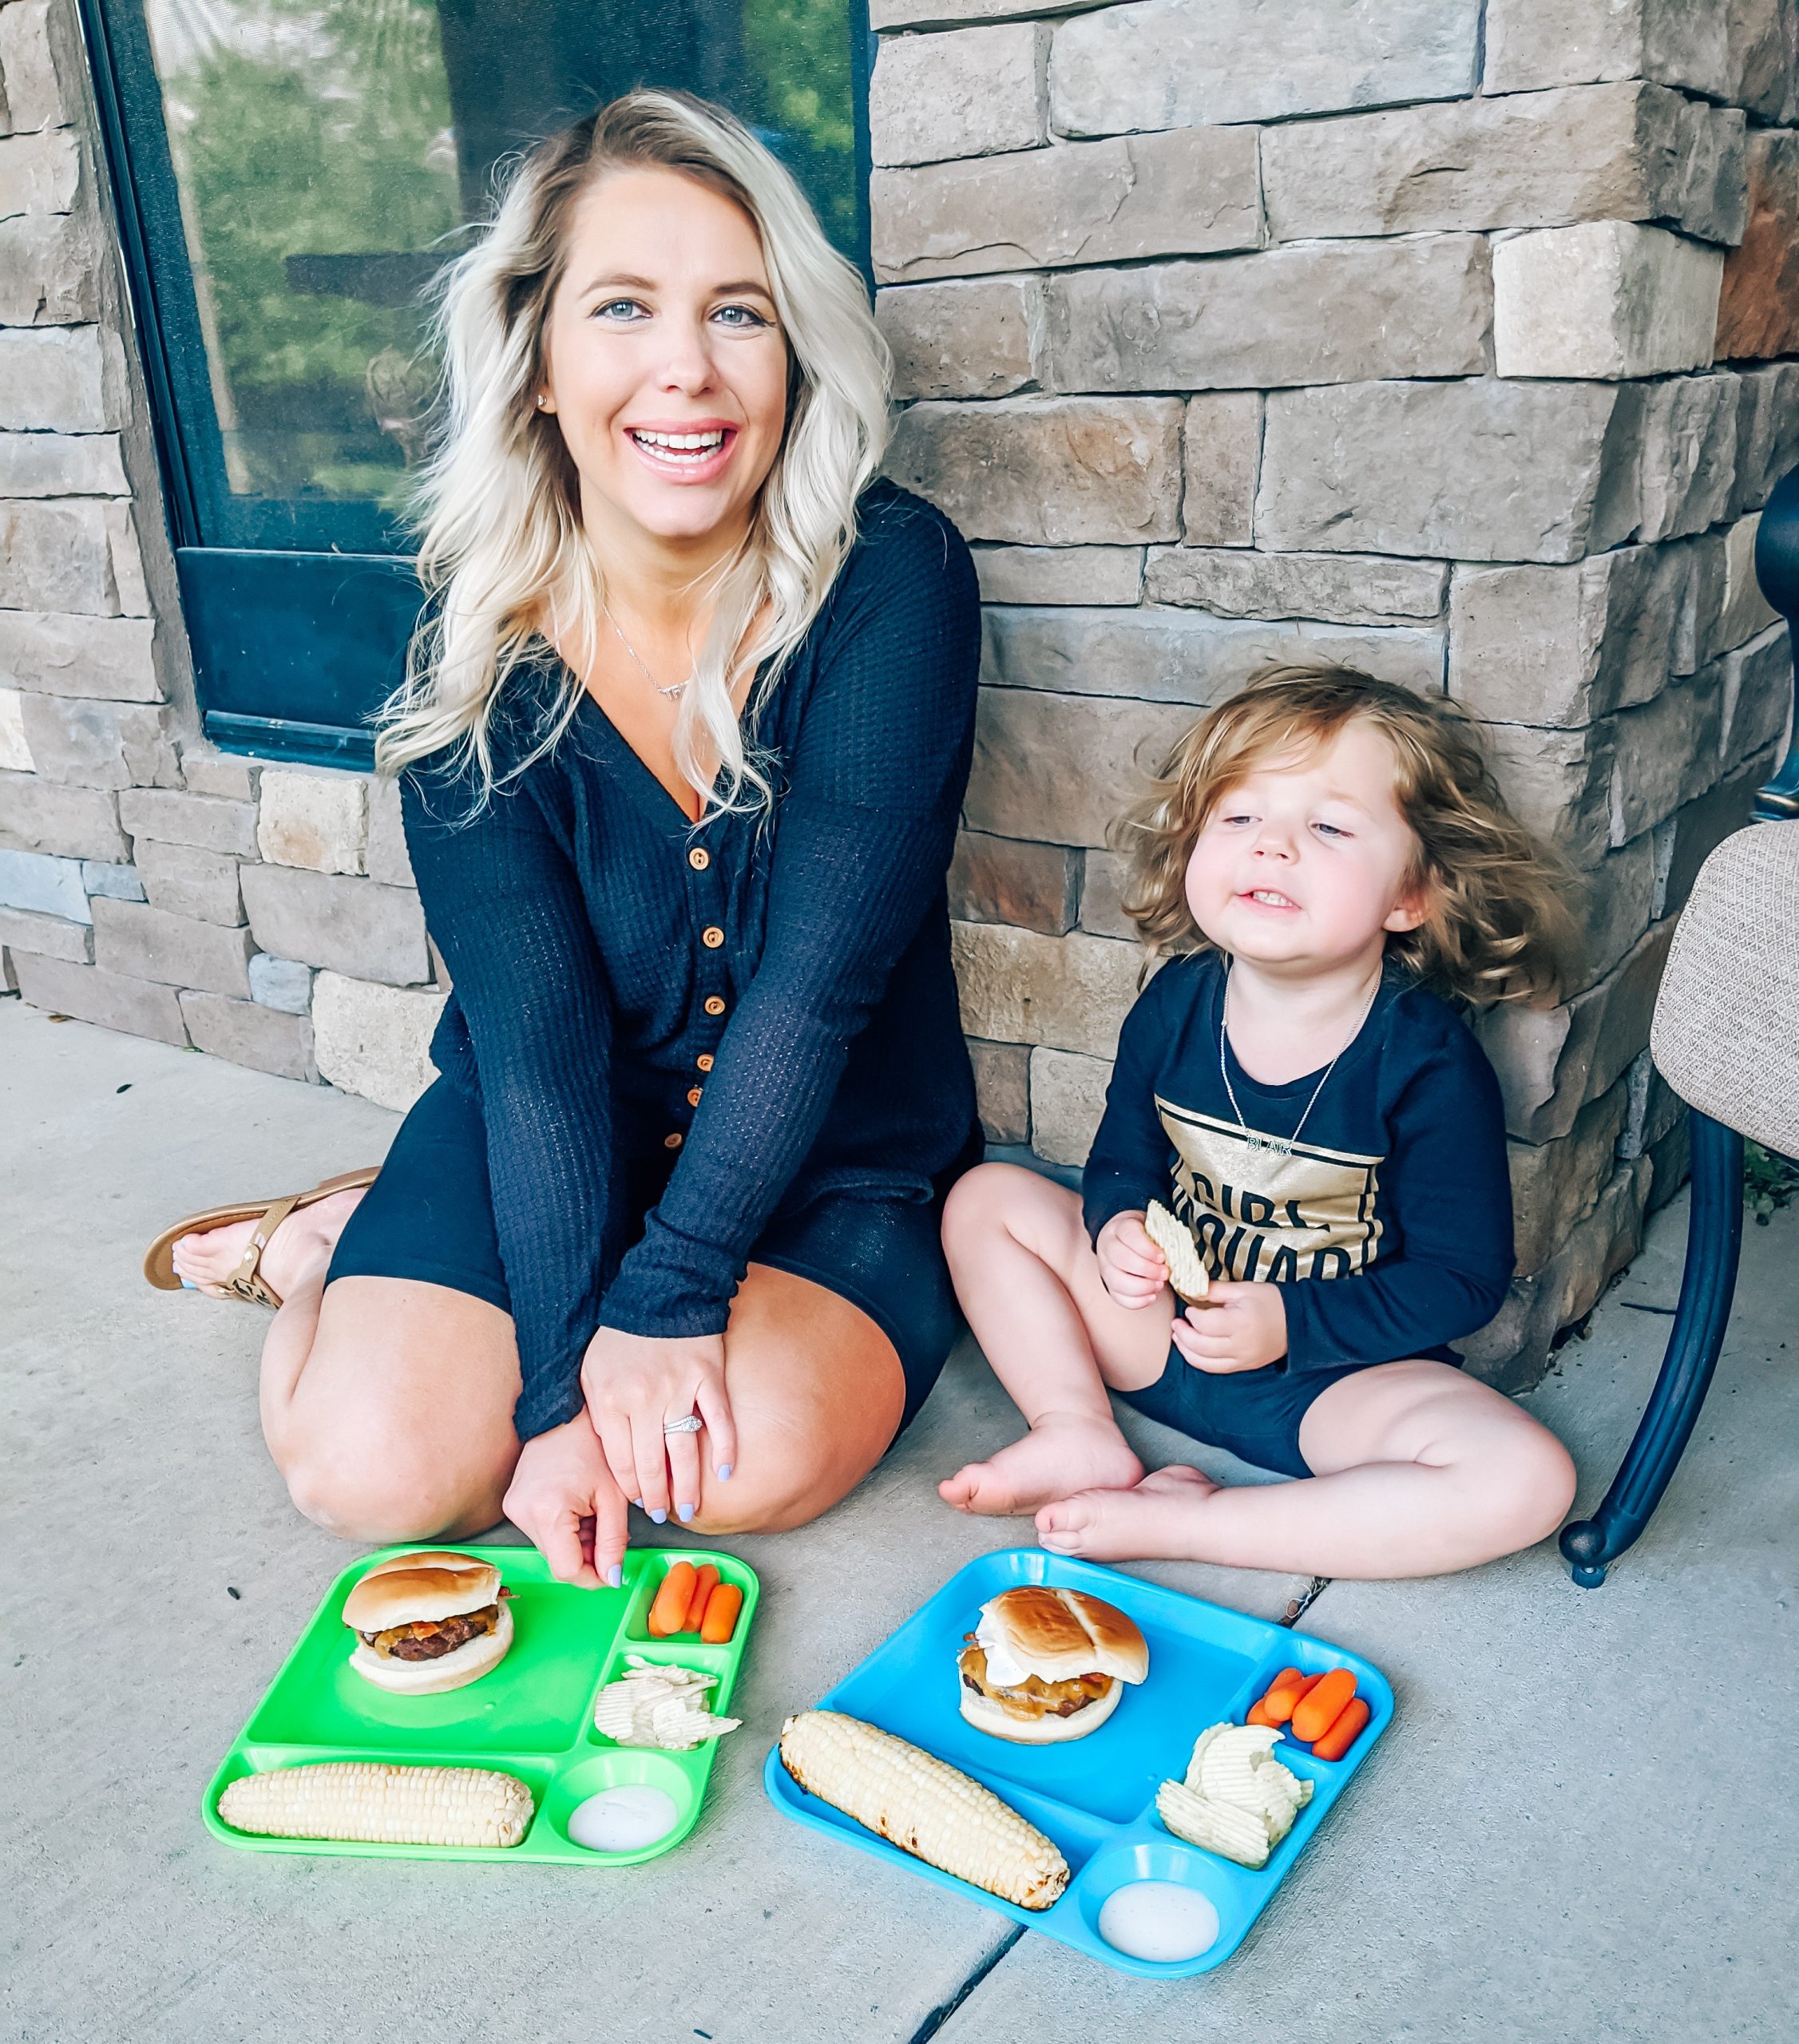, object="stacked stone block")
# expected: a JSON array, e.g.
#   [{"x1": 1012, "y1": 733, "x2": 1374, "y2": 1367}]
[
  {"x1": 0, "y1": 0, "x2": 446, "y2": 1111},
  {"x1": 874, "y1": 0, "x2": 1799, "y2": 1388}
]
